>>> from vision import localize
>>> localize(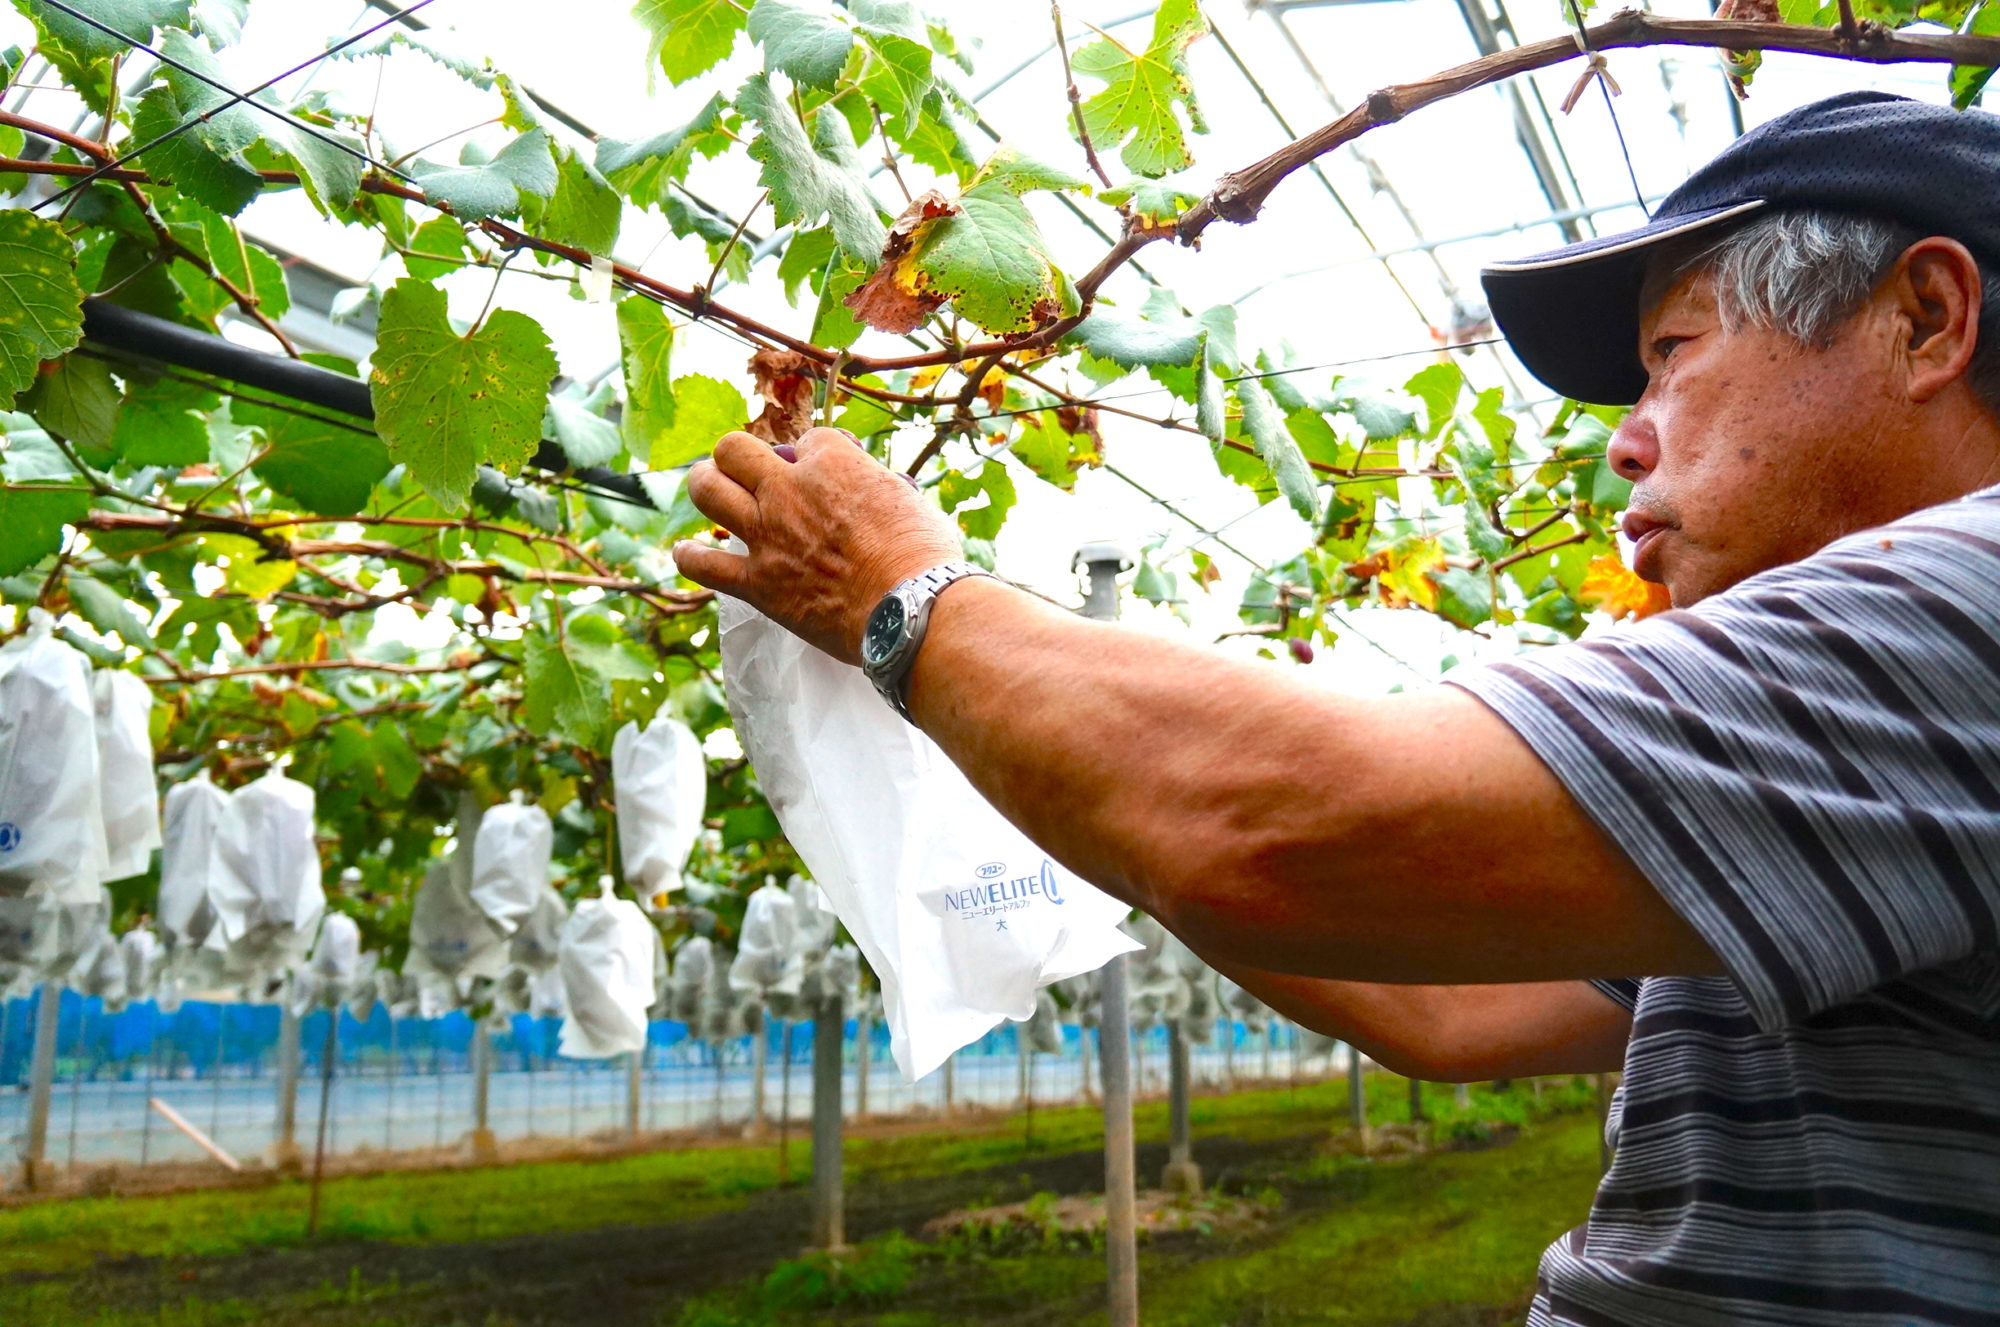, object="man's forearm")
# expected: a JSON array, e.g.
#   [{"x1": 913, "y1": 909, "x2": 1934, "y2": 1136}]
[
  {"x1": 1207, "y1": 962, "x2": 1633, "y2": 1082},
  {"x1": 905, "y1": 577, "x2": 1718, "y2": 985}
]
